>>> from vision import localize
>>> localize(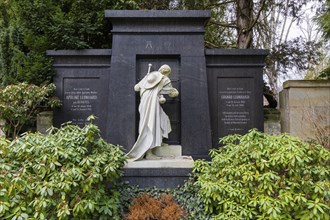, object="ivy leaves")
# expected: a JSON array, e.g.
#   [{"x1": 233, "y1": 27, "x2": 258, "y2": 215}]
[
  {"x1": 0, "y1": 123, "x2": 127, "y2": 219},
  {"x1": 194, "y1": 129, "x2": 330, "y2": 219}
]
